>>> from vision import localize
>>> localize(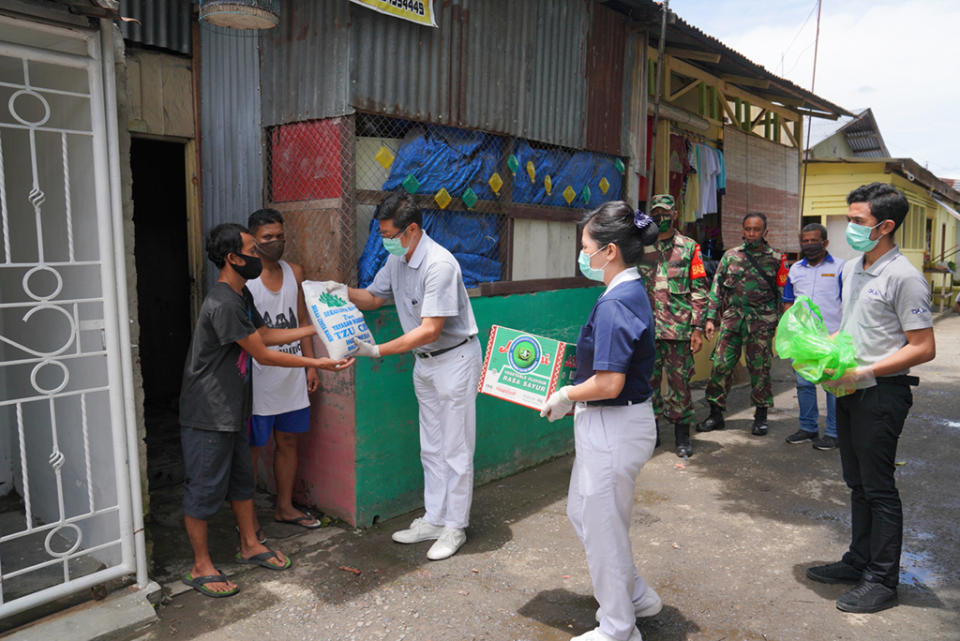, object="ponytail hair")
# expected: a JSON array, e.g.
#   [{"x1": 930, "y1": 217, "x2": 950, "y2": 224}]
[{"x1": 581, "y1": 200, "x2": 658, "y2": 264}]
